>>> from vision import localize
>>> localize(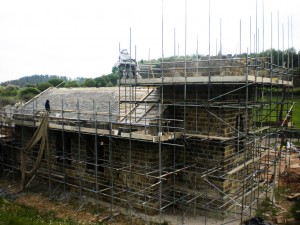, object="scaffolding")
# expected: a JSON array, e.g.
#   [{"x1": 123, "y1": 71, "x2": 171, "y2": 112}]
[{"x1": 0, "y1": 51, "x2": 294, "y2": 224}]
